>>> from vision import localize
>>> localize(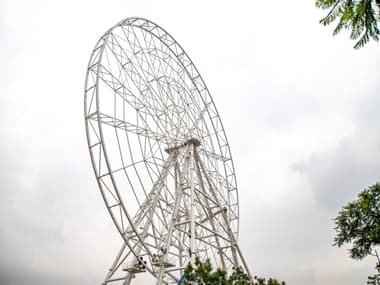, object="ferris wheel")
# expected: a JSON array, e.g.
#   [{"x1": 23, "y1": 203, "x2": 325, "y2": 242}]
[{"x1": 84, "y1": 17, "x2": 251, "y2": 284}]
